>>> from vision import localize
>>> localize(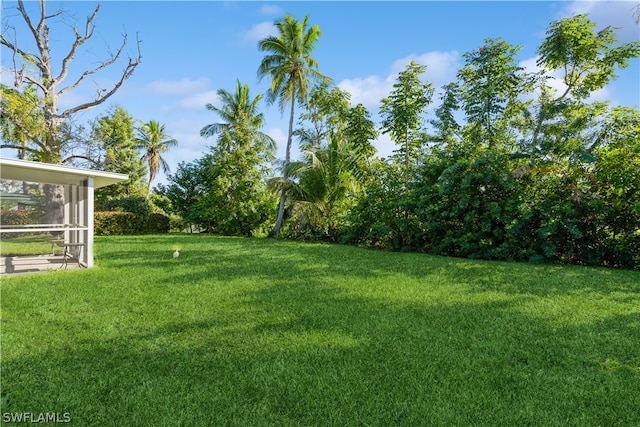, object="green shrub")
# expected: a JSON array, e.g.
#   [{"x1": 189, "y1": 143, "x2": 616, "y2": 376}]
[
  {"x1": 94, "y1": 212, "x2": 139, "y2": 235},
  {"x1": 96, "y1": 195, "x2": 152, "y2": 218},
  {"x1": 94, "y1": 195, "x2": 171, "y2": 235},
  {"x1": 144, "y1": 213, "x2": 170, "y2": 233},
  {"x1": 0, "y1": 209, "x2": 42, "y2": 226},
  {"x1": 1, "y1": 210, "x2": 46, "y2": 239}
]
